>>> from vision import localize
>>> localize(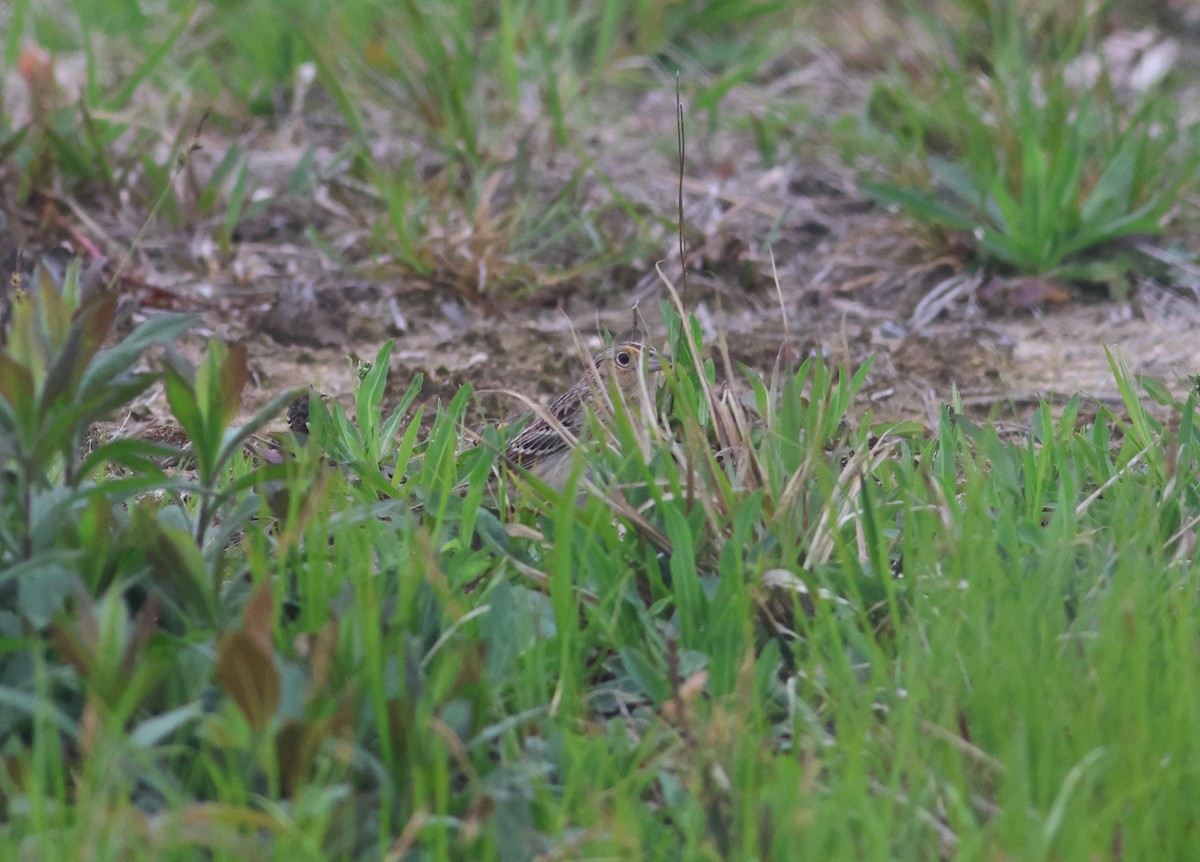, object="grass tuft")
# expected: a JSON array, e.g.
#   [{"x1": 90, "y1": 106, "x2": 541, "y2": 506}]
[{"x1": 859, "y1": 1, "x2": 1198, "y2": 286}]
